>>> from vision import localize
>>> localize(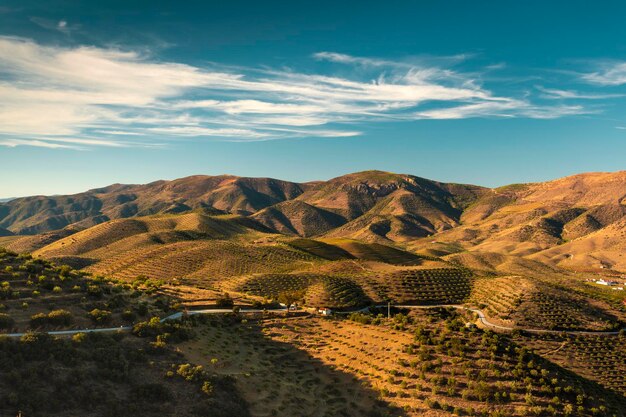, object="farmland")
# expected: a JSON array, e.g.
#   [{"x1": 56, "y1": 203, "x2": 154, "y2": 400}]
[
  {"x1": 526, "y1": 333, "x2": 626, "y2": 397},
  {"x1": 1, "y1": 171, "x2": 626, "y2": 417},
  {"x1": 180, "y1": 309, "x2": 626, "y2": 417}
]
